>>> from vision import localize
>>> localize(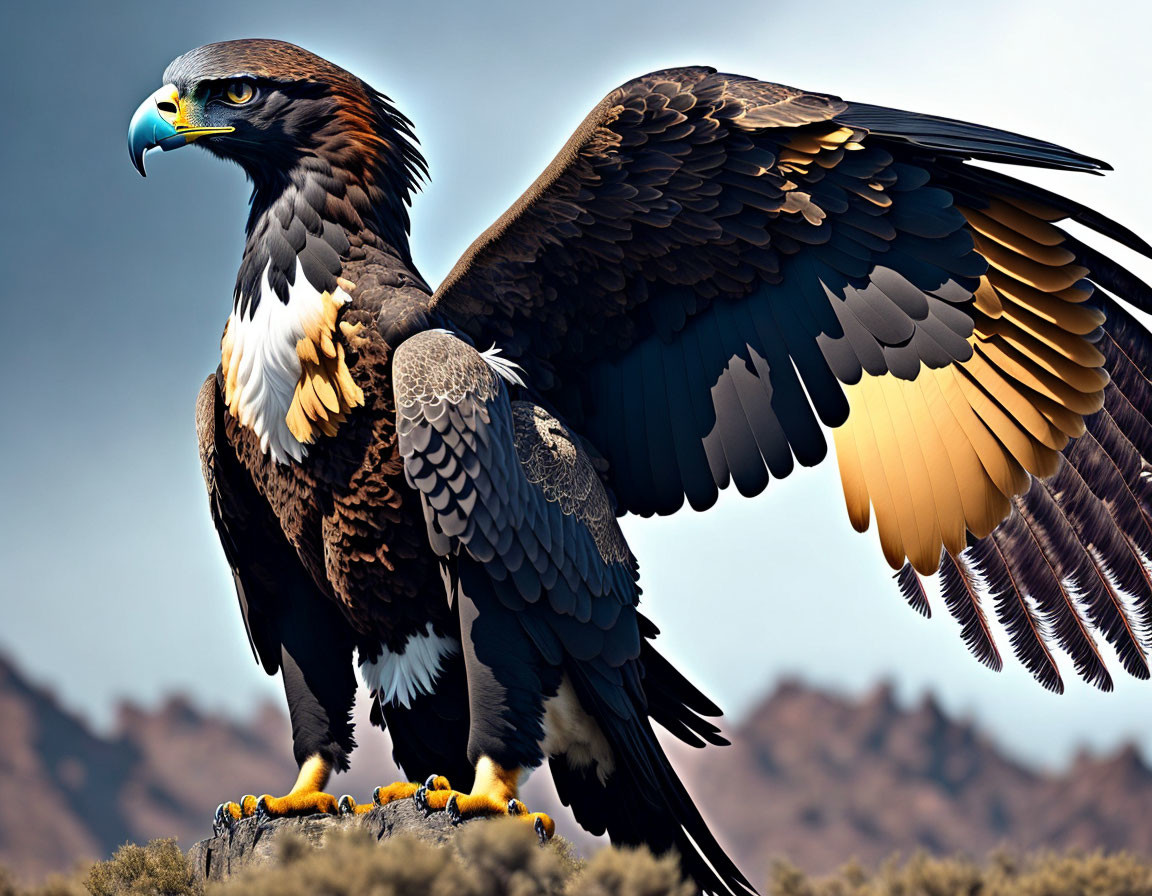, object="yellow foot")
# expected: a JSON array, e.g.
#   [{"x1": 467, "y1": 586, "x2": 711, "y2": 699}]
[
  {"x1": 412, "y1": 772, "x2": 555, "y2": 842},
  {"x1": 214, "y1": 790, "x2": 339, "y2": 833},
  {"x1": 334, "y1": 776, "x2": 451, "y2": 815}
]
